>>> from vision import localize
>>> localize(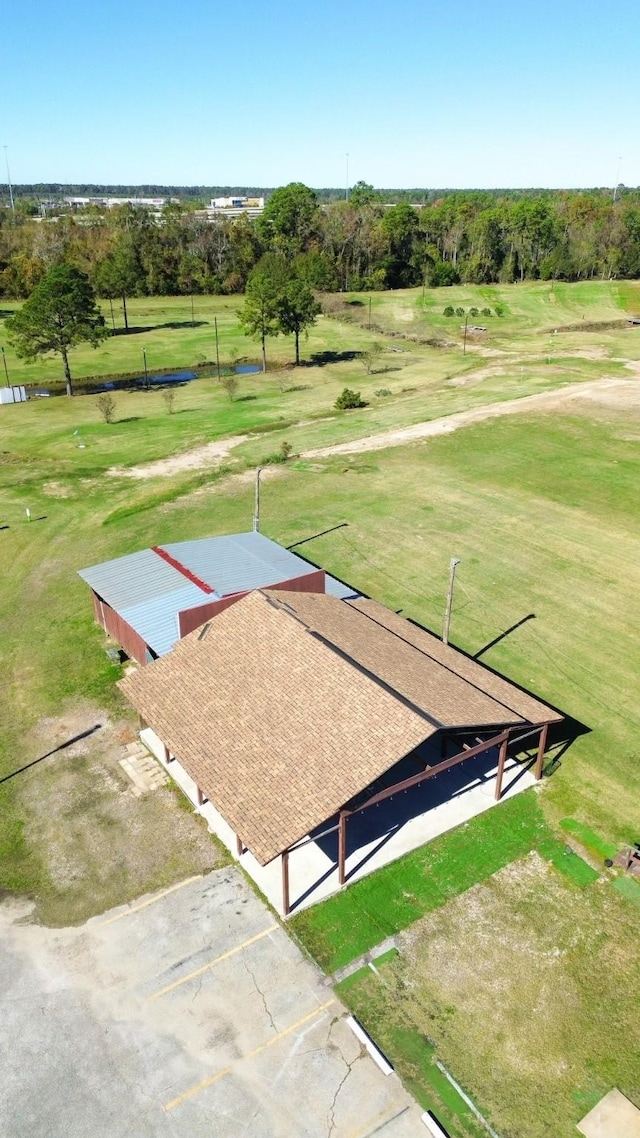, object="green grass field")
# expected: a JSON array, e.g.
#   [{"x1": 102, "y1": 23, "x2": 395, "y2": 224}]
[{"x1": 1, "y1": 280, "x2": 639, "y2": 1124}]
